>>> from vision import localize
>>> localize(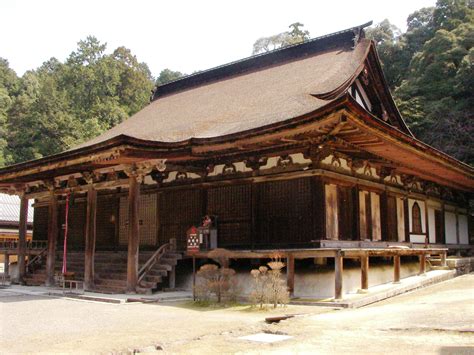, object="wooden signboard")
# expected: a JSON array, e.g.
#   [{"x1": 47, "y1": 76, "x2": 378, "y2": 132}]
[{"x1": 187, "y1": 226, "x2": 199, "y2": 254}]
